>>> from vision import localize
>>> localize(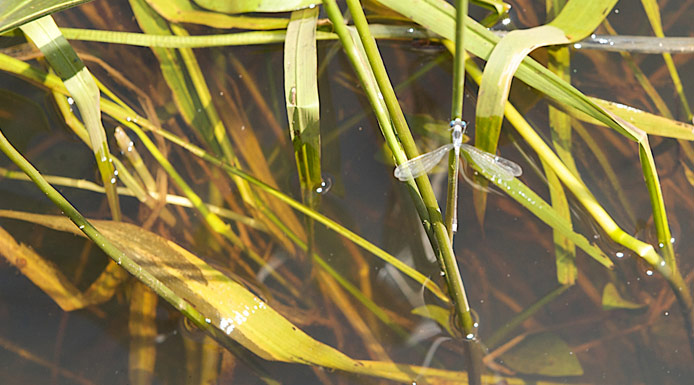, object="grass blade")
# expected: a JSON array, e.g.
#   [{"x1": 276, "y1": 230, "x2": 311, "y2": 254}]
[
  {"x1": 284, "y1": 7, "x2": 322, "y2": 205},
  {"x1": 20, "y1": 15, "x2": 121, "y2": 220}
]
